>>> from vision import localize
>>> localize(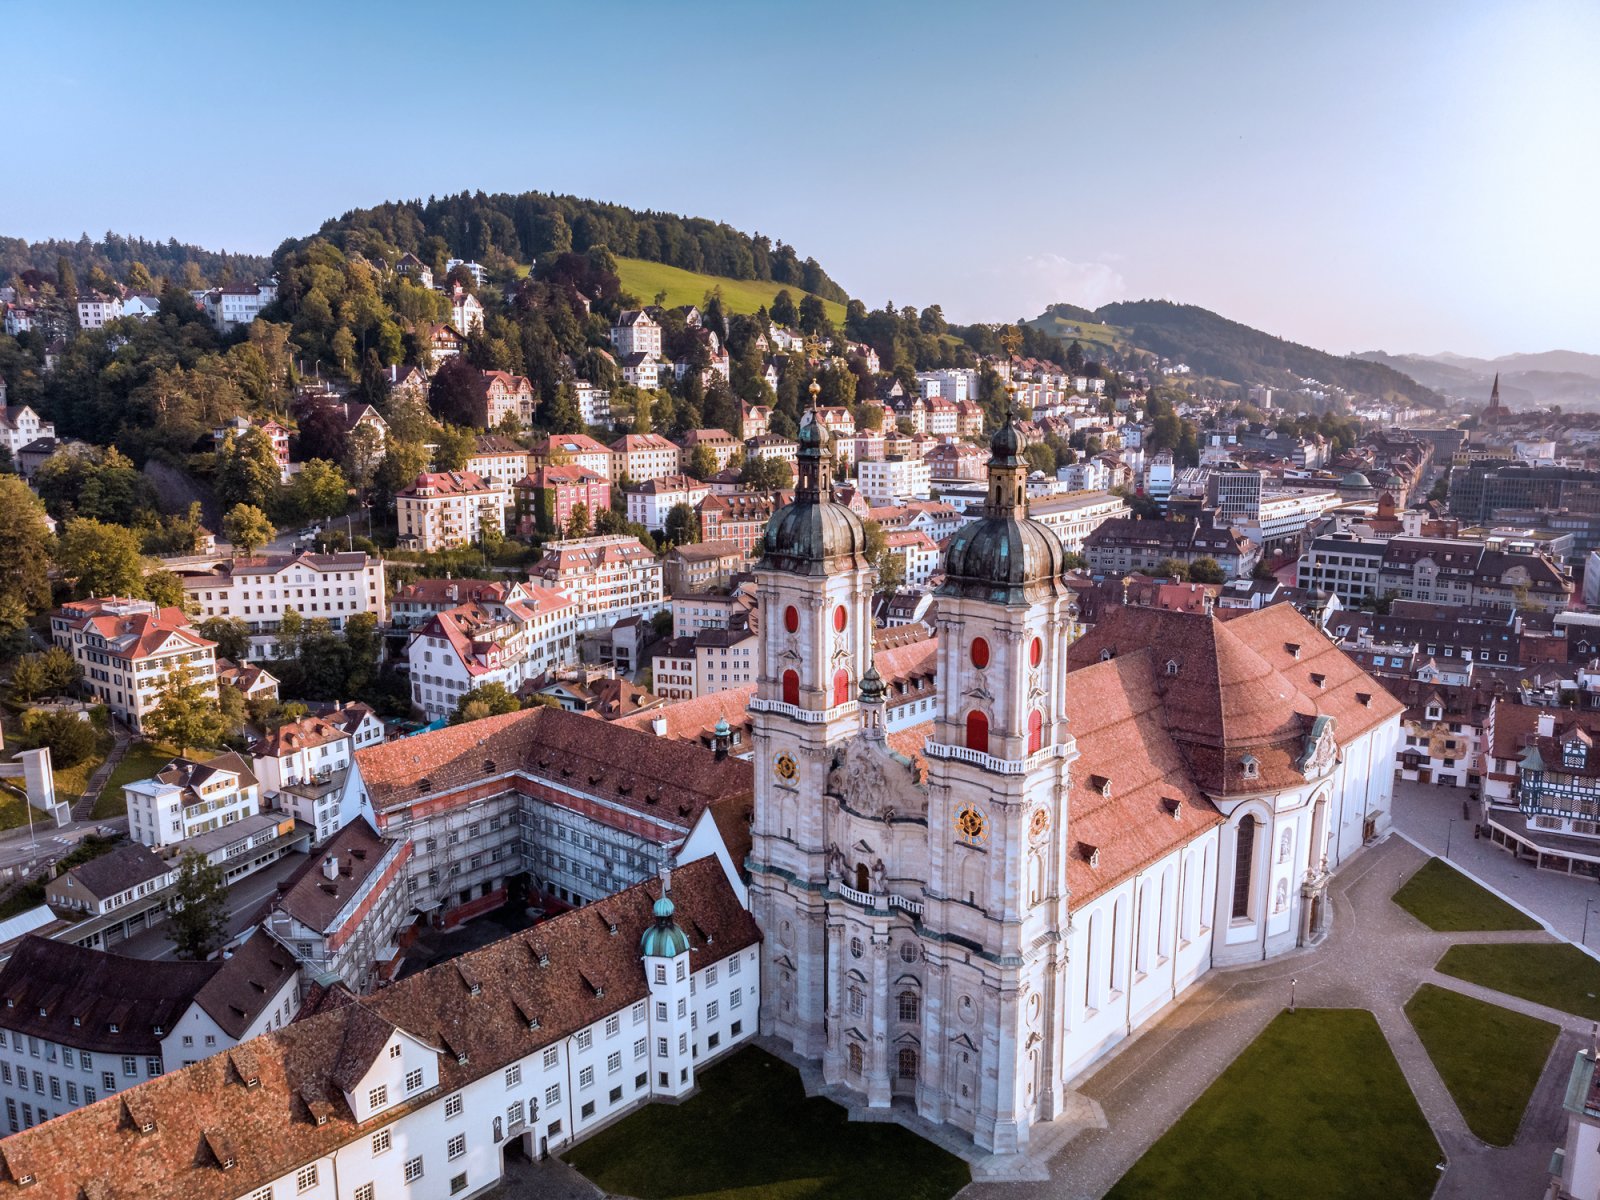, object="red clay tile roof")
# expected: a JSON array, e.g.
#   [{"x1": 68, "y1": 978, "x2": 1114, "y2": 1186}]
[
  {"x1": 272, "y1": 818, "x2": 402, "y2": 934},
  {"x1": 0, "y1": 857, "x2": 754, "y2": 1200}
]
